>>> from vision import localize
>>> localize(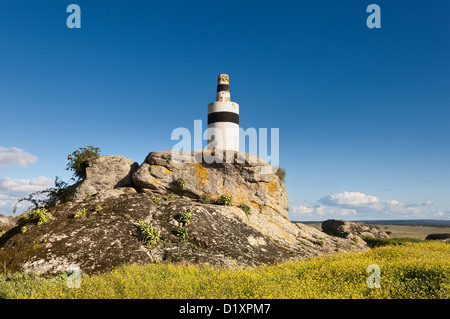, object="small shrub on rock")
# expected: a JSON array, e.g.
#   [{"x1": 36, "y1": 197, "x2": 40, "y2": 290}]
[
  {"x1": 164, "y1": 193, "x2": 174, "y2": 201},
  {"x1": 137, "y1": 221, "x2": 161, "y2": 247},
  {"x1": 151, "y1": 195, "x2": 162, "y2": 206},
  {"x1": 18, "y1": 208, "x2": 52, "y2": 226},
  {"x1": 199, "y1": 195, "x2": 211, "y2": 204},
  {"x1": 177, "y1": 226, "x2": 189, "y2": 240},
  {"x1": 95, "y1": 205, "x2": 103, "y2": 212},
  {"x1": 66, "y1": 145, "x2": 101, "y2": 180},
  {"x1": 177, "y1": 211, "x2": 193, "y2": 225},
  {"x1": 217, "y1": 194, "x2": 233, "y2": 206},
  {"x1": 274, "y1": 166, "x2": 286, "y2": 183},
  {"x1": 74, "y1": 208, "x2": 86, "y2": 219},
  {"x1": 177, "y1": 178, "x2": 187, "y2": 190},
  {"x1": 238, "y1": 204, "x2": 251, "y2": 216}
]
